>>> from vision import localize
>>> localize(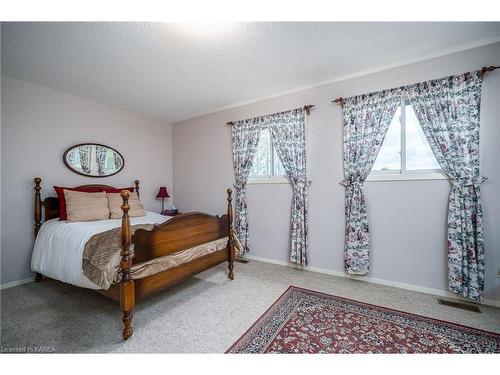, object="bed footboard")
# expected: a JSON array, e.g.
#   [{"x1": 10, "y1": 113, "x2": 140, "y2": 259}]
[
  {"x1": 118, "y1": 188, "x2": 234, "y2": 340},
  {"x1": 132, "y1": 213, "x2": 229, "y2": 263}
]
